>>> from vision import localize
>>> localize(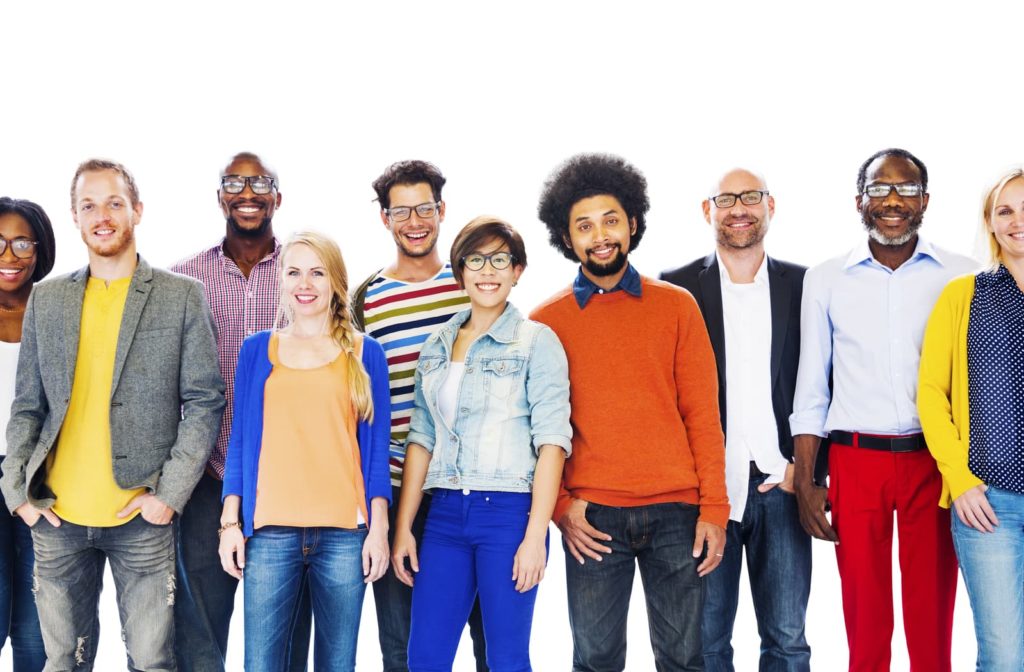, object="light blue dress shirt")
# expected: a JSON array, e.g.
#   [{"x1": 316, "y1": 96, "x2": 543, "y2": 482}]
[{"x1": 790, "y1": 237, "x2": 977, "y2": 437}]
